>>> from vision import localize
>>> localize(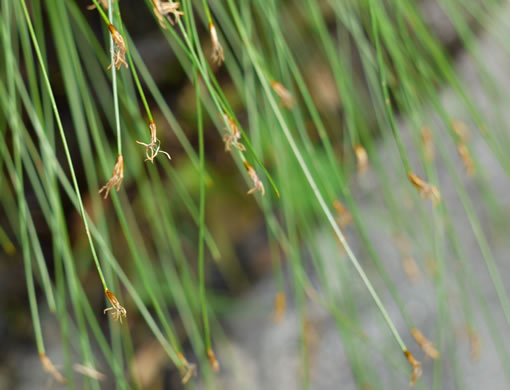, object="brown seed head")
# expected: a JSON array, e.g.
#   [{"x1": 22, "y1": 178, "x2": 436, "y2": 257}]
[
  {"x1": 104, "y1": 288, "x2": 127, "y2": 323},
  {"x1": 177, "y1": 352, "x2": 196, "y2": 384},
  {"x1": 457, "y1": 143, "x2": 475, "y2": 176},
  {"x1": 244, "y1": 161, "x2": 265, "y2": 196},
  {"x1": 221, "y1": 114, "x2": 245, "y2": 152},
  {"x1": 407, "y1": 172, "x2": 441, "y2": 205},
  {"x1": 136, "y1": 121, "x2": 171, "y2": 163},
  {"x1": 451, "y1": 119, "x2": 470, "y2": 142},
  {"x1": 272, "y1": 292, "x2": 286, "y2": 323},
  {"x1": 107, "y1": 24, "x2": 128, "y2": 70},
  {"x1": 404, "y1": 350, "x2": 422, "y2": 387},
  {"x1": 354, "y1": 144, "x2": 369, "y2": 174},
  {"x1": 99, "y1": 154, "x2": 124, "y2": 199},
  {"x1": 87, "y1": 0, "x2": 111, "y2": 10},
  {"x1": 333, "y1": 199, "x2": 353, "y2": 228},
  {"x1": 421, "y1": 126, "x2": 435, "y2": 162},
  {"x1": 152, "y1": 0, "x2": 183, "y2": 28},
  {"x1": 209, "y1": 23, "x2": 224, "y2": 66},
  {"x1": 207, "y1": 349, "x2": 220, "y2": 372},
  {"x1": 411, "y1": 328, "x2": 440, "y2": 360},
  {"x1": 40, "y1": 353, "x2": 66, "y2": 384},
  {"x1": 270, "y1": 80, "x2": 294, "y2": 109}
]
